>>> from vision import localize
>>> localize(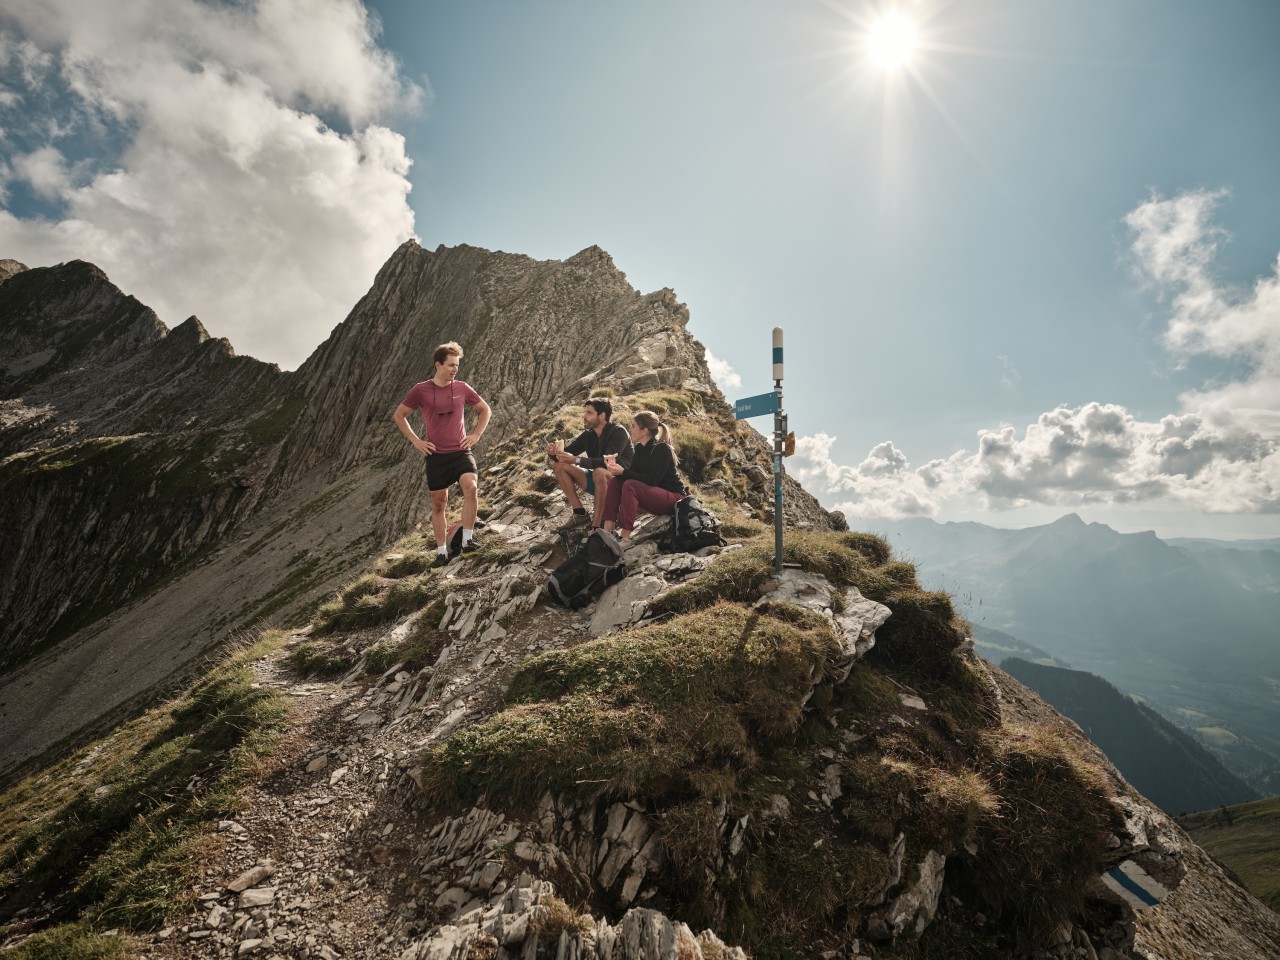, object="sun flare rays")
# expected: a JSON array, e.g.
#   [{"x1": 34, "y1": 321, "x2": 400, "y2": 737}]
[{"x1": 865, "y1": 9, "x2": 919, "y2": 70}]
